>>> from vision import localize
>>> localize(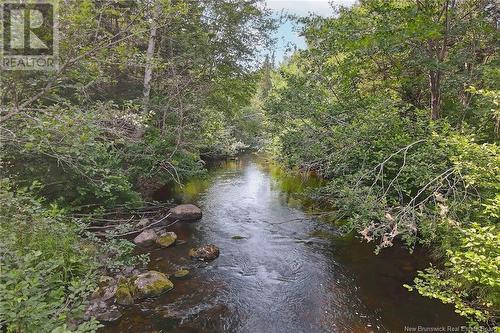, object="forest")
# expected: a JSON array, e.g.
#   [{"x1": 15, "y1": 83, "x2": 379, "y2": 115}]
[{"x1": 0, "y1": 0, "x2": 498, "y2": 332}]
